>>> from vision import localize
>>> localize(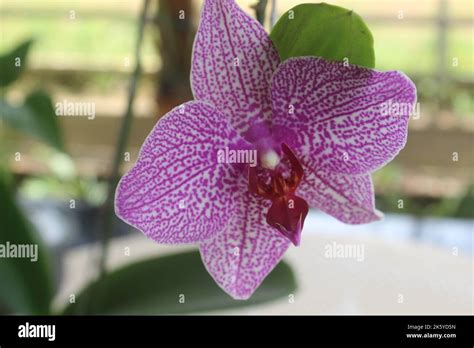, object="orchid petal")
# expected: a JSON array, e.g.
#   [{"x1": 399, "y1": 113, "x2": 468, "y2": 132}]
[
  {"x1": 200, "y1": 177, "x2": 290, "y2": 299},
  {"x1": 298, "y1": 157, "x2": 383, "y2": 224},
  {"x1": 191, "y1": 0, "x2": 280, "y2": 133},
  {"x1": 271, "y1": 57, "x2": 417, "y2": 174},
  {"x1": 115, "y1": 101, "x2": 249, "y2": 244}
]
